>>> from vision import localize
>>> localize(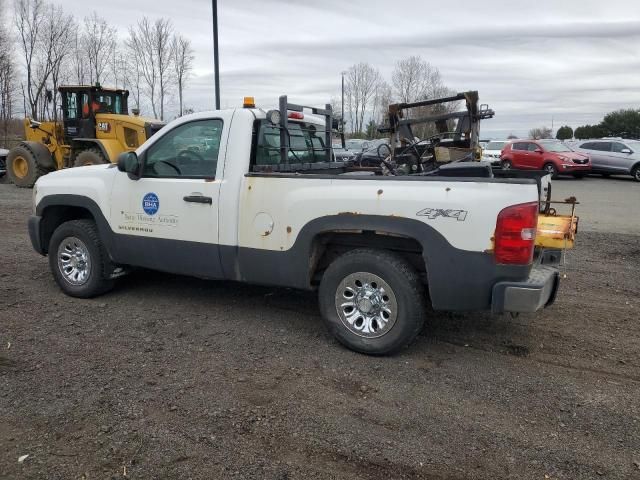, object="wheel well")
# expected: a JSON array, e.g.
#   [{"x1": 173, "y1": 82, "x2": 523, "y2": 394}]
[
  {"x1": 40, "y1": 205, "x2": 94, "y2": 253},
  {"x1": 309, "y1": 231, "x2": 426, "y2": 285}
]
